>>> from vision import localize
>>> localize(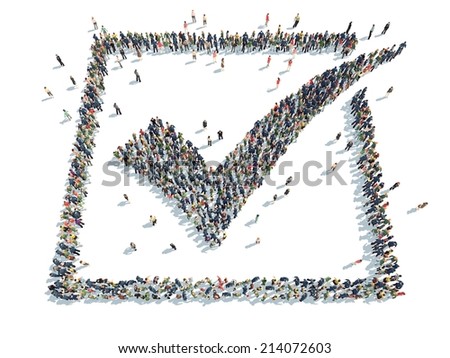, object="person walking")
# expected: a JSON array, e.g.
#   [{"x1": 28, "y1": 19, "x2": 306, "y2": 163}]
[
  {"x1": 170, "y1": 243, "x2": 177, "y2": 250},
  {"x1": 44, "y1": 86, "x2": 53, "y2": 97},
  {"x1": 130, "y1": 242, "x2": 137, "y2": 251},
  {"x1": 220, "y1": 57, "x2": 225, "y2": 71},
  {"x1": 368, "y1": 24, "x2": 375, "y2": 40},
  {"x1": 123, "y1": 194, "x2": 129, "y2": 202},
  {"x1": 207, "y1": 136, "x2": 212, "y2": 146},
  {"x1": 276, "y1": 77, "x2": 280, "y2": 88},
  {"x1": 183, "y1": 21, "x2": 188, "y2": 32},
  {"x1": 273, "y1": 194, "x2": 278, "y2": 202},
  {"x1": 217, "y1": 130, "x2": 223, "y2": 140},
  {"x1": 336, "y1": 132, "x2": 341, "y2": 141},
  {"x1": 255, "y1": 214, "x2": 260, "y2": 223},
  {"x1": 191, "y1": 10, "x2": 196, "y2": 23},
  {"x1": 266, "y1": 55, "x2": 272, "y2": 67},
  {"x1": 70, "y1": 75, "x2": 77, "y2": 86},
  {"x1": 202, "y1": 14, "x2": 207, "y2": 26},
  {"x1": 192, "y1": 49, "x2": 197, "y2": 61},
  {"x1": 293, "y1": 13, "x2": 300, "y2": 28},
  {"x1": 63, "y1": 109, "x2": 72, "y2": 121},
  {"x1": 284, "y1": 188, "x2": 290, "y2": 196},
  {"x1": 56, "y1": 54, "x2": 65, "y2": 67},
  {"x1": 285, "y1": 176, "x2": 293, "y2": 186},
  {"x1": 265, "y1": 13, "x2": 270, "y2": 27},
  {"x1": 114, "y1": 103, "x2": 122, "y2": 115},
  {"x1": 134, "y1": 69, "x2": 141, "y2": 82},
  {"x1": 92, "y1": 17, "x2": 98, "y2": 30},
  {"x1": 212, "y1": 50, "x2": 218, "y2": 63},
  {"x1": 381, "y1": 22, "x2": 390, "y2": 35}
]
